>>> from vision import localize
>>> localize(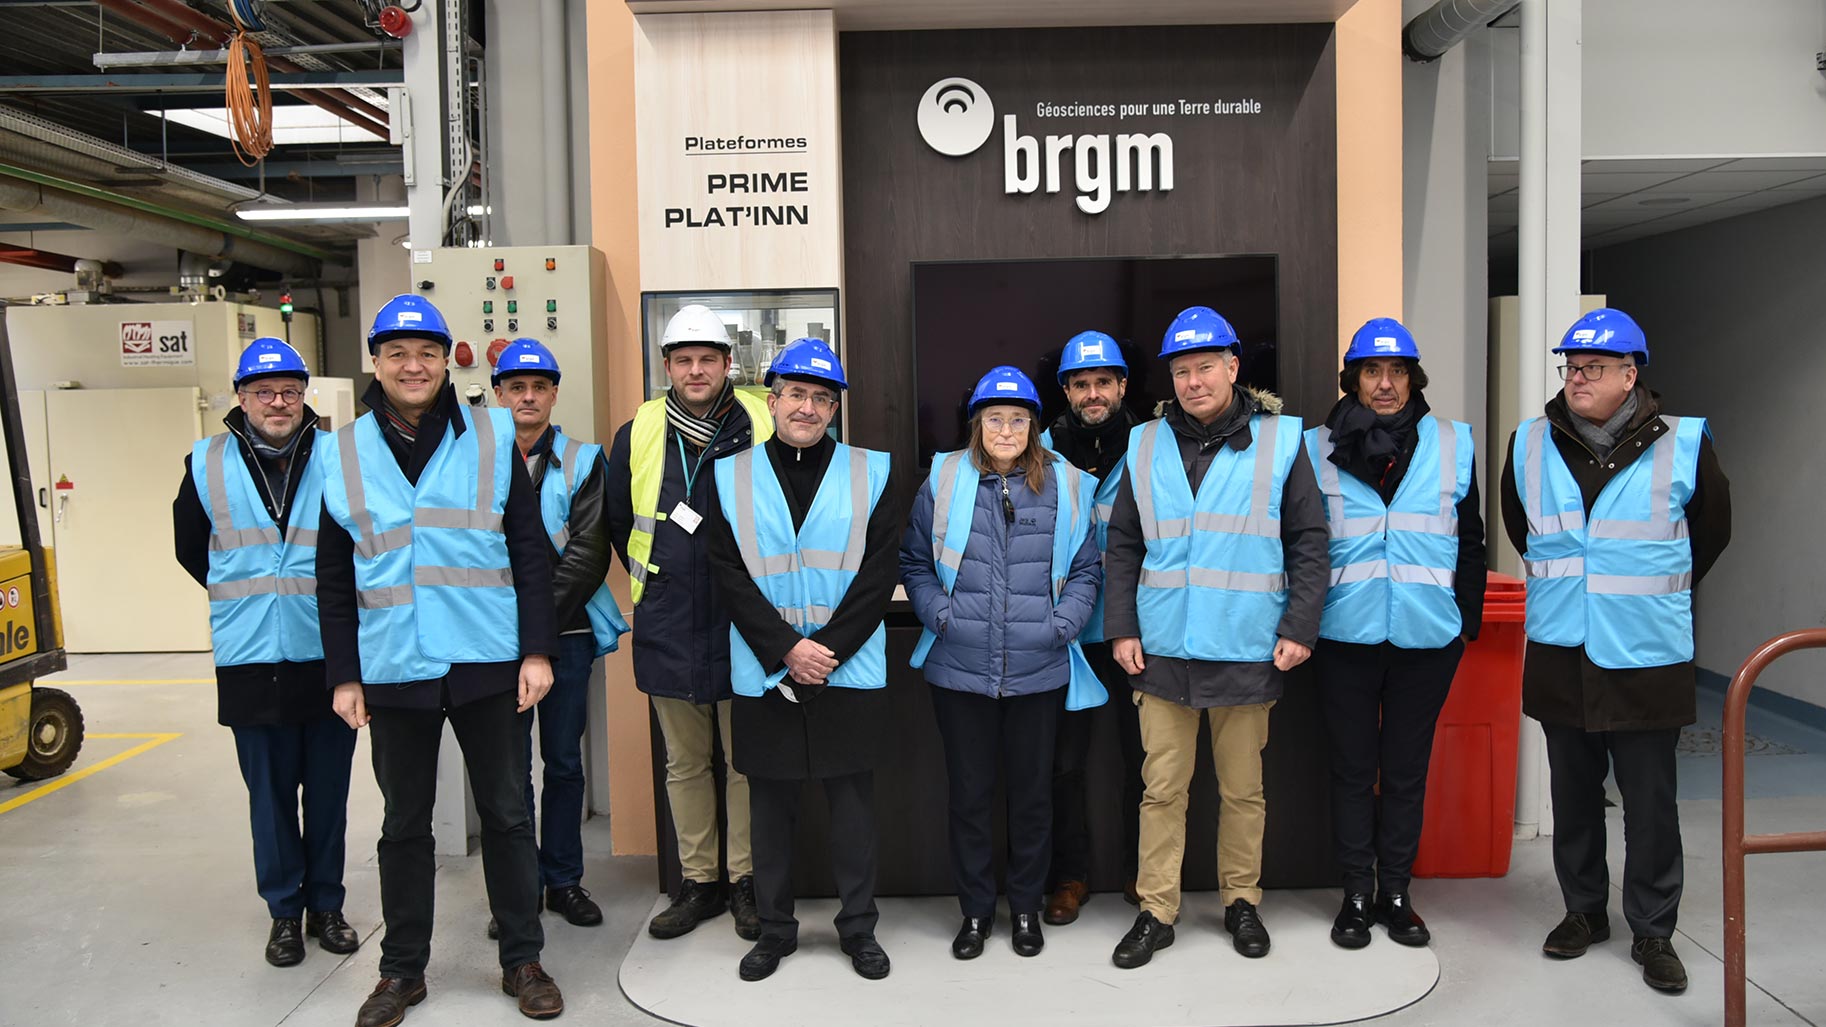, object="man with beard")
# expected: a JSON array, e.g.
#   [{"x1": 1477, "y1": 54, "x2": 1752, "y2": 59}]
[{"x1": 1038, "y1": 331, "x2": 1147, "y2": 924}]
